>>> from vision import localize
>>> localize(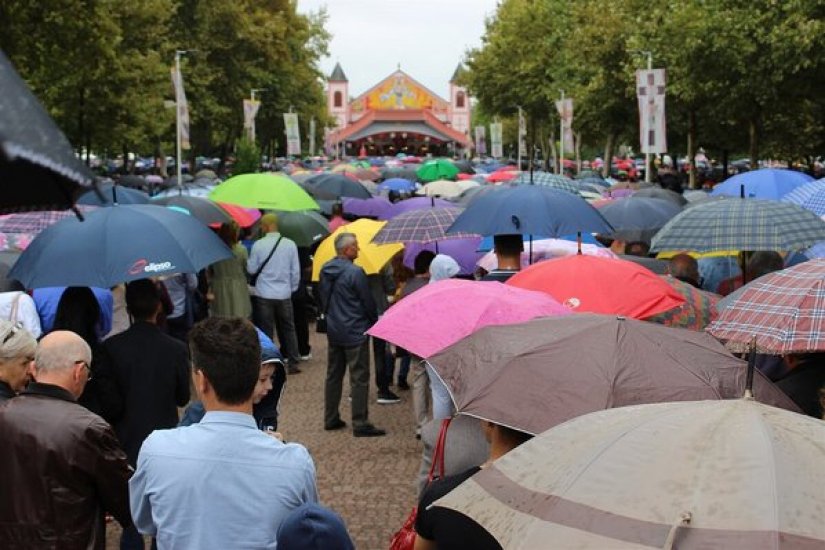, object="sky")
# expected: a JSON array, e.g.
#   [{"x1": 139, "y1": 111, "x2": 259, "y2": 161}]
[{"x1": 296, "y1": 0, "x2": 499, "y2": 100}]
